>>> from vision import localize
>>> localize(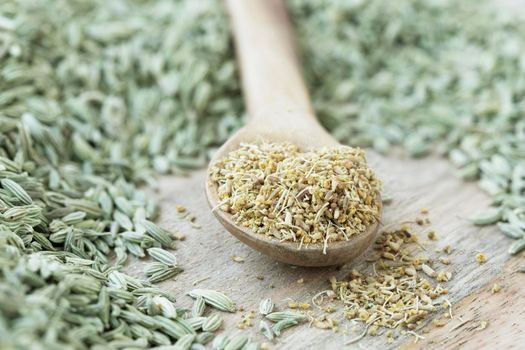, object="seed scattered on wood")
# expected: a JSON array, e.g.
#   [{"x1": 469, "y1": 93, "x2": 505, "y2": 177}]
[
  {"x1": 330, "y1": 225, "x2": 452, "y2": 339},
  {"x1": 202, "y1": 314, "x2": 223, "y2": 332},
  {"x1": 432, "y1": 318, "x2": 447, "y2": 327},
  {"x1": 266, "y1": 311, "x2": 306, "y2": 323},
  {"x1": 188, "y1": 289, "x2": 237, "y2": 313},
  {"x1": 422, "y1": 264, "x2": 436, "y2": 278},
  {"x1": 475, "y1": 253, "x2": 487, "y2": 264},
  {"x1": 436, "y1": 271, "x2": 452, "y2": 282},
  {"x1": 287, "y1": 300, "x2": 311, "y2": 310},
  {"x1": 237, "y1": 311, "x2": 256, "y2": 329},
  {"x1": 474, "y1": 320, "x2": 489, "y2": 331},
  {"x1": 192, "y1": 297, "x2": 206, "y2": 317},
  {"x1": 509, "y1": 239, "x2": 525, "y2": 255},
  {"x1": 224, "y1": 335, "x2": 248, "y2": 350},
  {"x1": 231, "y1": 256, "x2": 245, "y2": 263},
  {"x1": 439, "y1": 257, "x2": 451, "y2": 265},
  {"x1": 259, "y1": 298, "x2": 274, "y2": 316},
  {"x1": 272, "y1": 319, "x2": 299, "y2": 336},
  {"x1": 471, "y1": 208, "x2": 502, "y2": 226}
]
